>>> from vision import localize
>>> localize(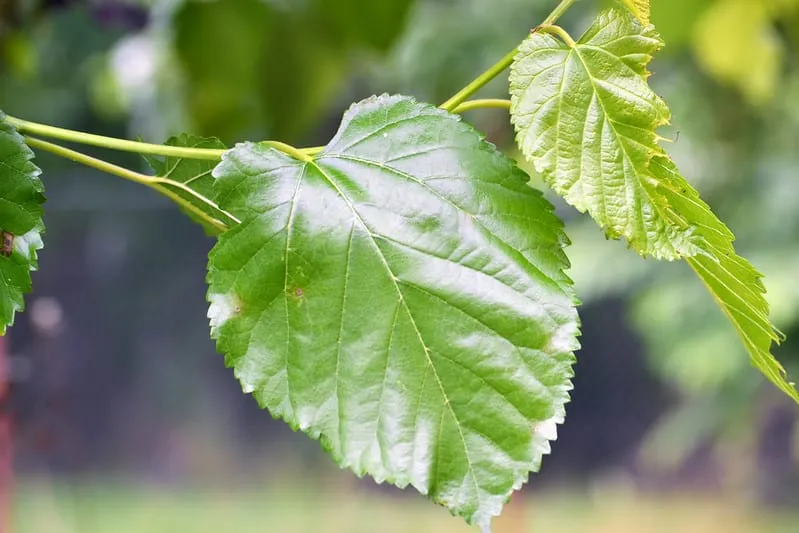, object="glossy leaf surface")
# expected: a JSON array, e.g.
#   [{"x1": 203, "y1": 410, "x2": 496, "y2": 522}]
[
  {"x1": 207, "y1": 95, "x2": 580, "y2": 529},
  {"x1": 0, "y1": 112, "x2": 45, "y2": 333}
]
